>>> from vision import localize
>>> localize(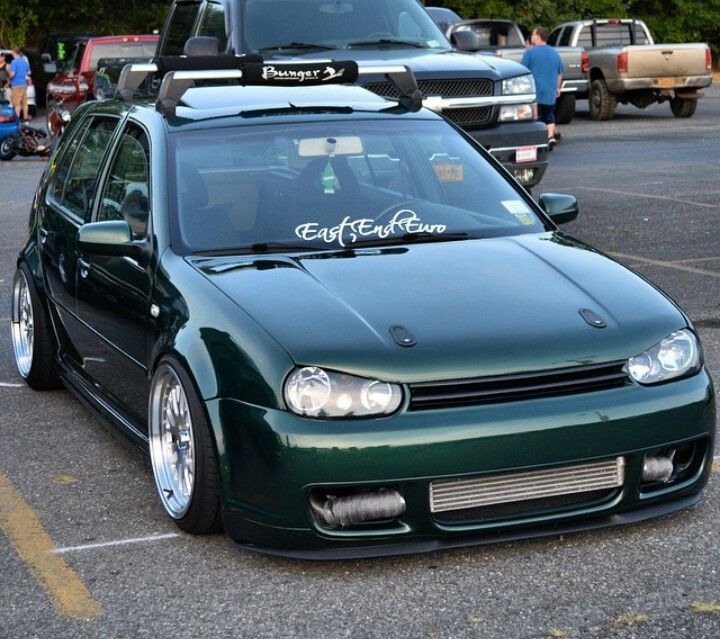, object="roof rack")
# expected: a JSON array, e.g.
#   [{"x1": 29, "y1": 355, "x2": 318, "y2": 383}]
[{"x1": 117, "y1": 55, "x2": 423, "y2": 118}]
